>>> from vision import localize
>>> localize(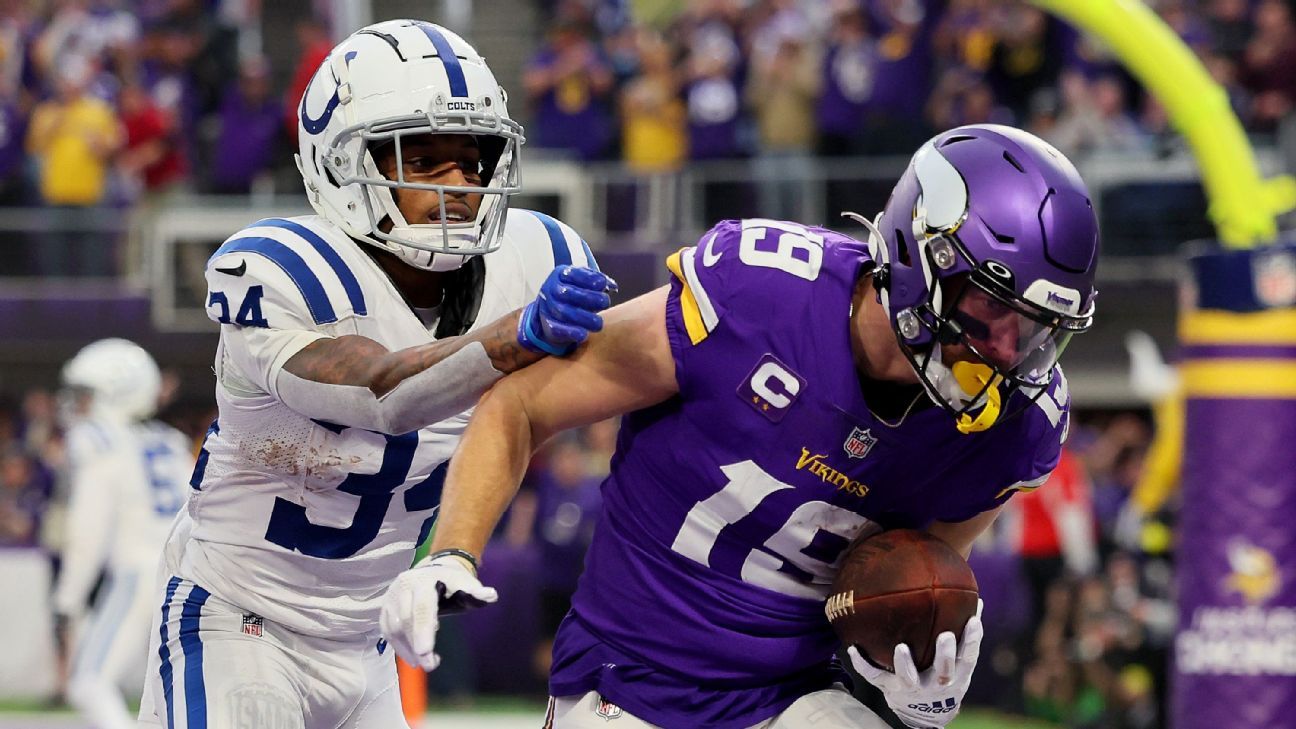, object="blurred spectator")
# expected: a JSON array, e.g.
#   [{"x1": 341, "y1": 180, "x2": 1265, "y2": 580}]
[
  {"x1": 852, "y1": 0, "x2": 936, "y2": 154},
  {"x1": 1002, "y1": 448, "x2": 1098, "y2": 632},
  {"x1": 0, "y1": 83, "x2": 29, "y2": 206},
  {"x1": 816, "y1": 1, "x2": 873, "y2": 156},
  {"x1": 926, "y1": 67, "x2": 1010, "y2": 129},
  {"x1": 32, "y1": 0, "x2": 139, "y2": 100},
  {"x1": 118, "y1": 79, "x2": 185, "y2": 197},
  {"x1": 1048, "y1": 71, "x2": 1149, "y2": 159},
  {"x1": 746, "y1": 9, "x2": 820, "y2": 220},
  {"x1": 524, "y1": 19, "x2": 615, "y2": 160},
  {"x1": 208, "y1": 56, "x2": 281, "y2": 194},
  {"x1": 1205, "y1": 0, "x2": 1254, "y2": 61},
  {"x1": 139, "y1": 20, "x2": 201, "y2": 174},
  {"x1": 0, "y1": 447, "x2": 45, "y2": 546},
  {"x1": 1240, "y1": 0, "x2": 1296, "y2": 132},
  {"x1": 620, "y1": 29, "x2": 686, "y2": 172},
  {"x1": 25, "y1": 58, "x2": 122, "y2": 276},
  {"x1": 680, "y1": 4, "x2": 745, "y2": 161},
  {"x1": 933, "y1": 0, "x2": 997, "y2": 73},
  {"x1": 985, "y1": 4, "x2": 1062, "y2": 123}
]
